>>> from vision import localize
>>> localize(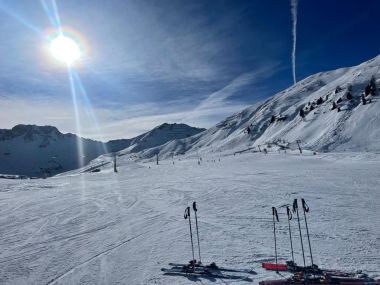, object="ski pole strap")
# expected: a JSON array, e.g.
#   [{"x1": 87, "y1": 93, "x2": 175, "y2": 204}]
[
  {"x1": 272, "y1": 207, "x2": 279, "y2": 222},
  {"x1": 287, "y1": 206, "x2": 292, "y2": 220},
  {"x1": 192, "y1": 201, "x2": 197, "y2": 212},
  {"x1": 301, "y1": 198, "x2": 309, "y2": 212},
  {"x1": 184, "y1": 207, "x2": 190, "y2": 219},
  {"x1": 292, "y1": 199, "x2": 298, "y2": 213}
]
